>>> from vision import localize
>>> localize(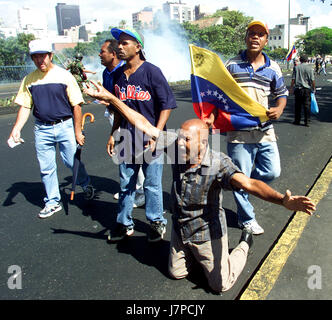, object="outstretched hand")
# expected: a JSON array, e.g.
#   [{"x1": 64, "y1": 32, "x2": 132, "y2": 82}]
[
  {"x1": 83, "y1": 81, "x2": 111, "y2": 102},
  {"x1": 282, "y1": 190, "x2": 316, "y2": 215}
]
